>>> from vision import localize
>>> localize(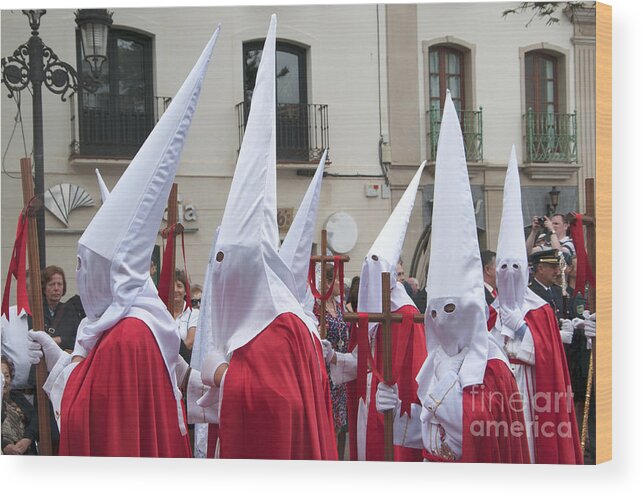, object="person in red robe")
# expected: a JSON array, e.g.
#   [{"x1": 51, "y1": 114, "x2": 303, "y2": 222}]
[
  {"x1": 492, "y1": 147, "x2": 583, "y2": 464},
  {"x1": 26, "y1": 27, "x2": 221, "y2": 457},
  {"x1": 324, "y1": 162, "x2": 427, "y2": 461},
  {"x1": 376, "y1": 93, "x2": 530, "y2": 463},
  {"x1": 196, "y1": 16, "x2": 336, "y2": 460}
]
